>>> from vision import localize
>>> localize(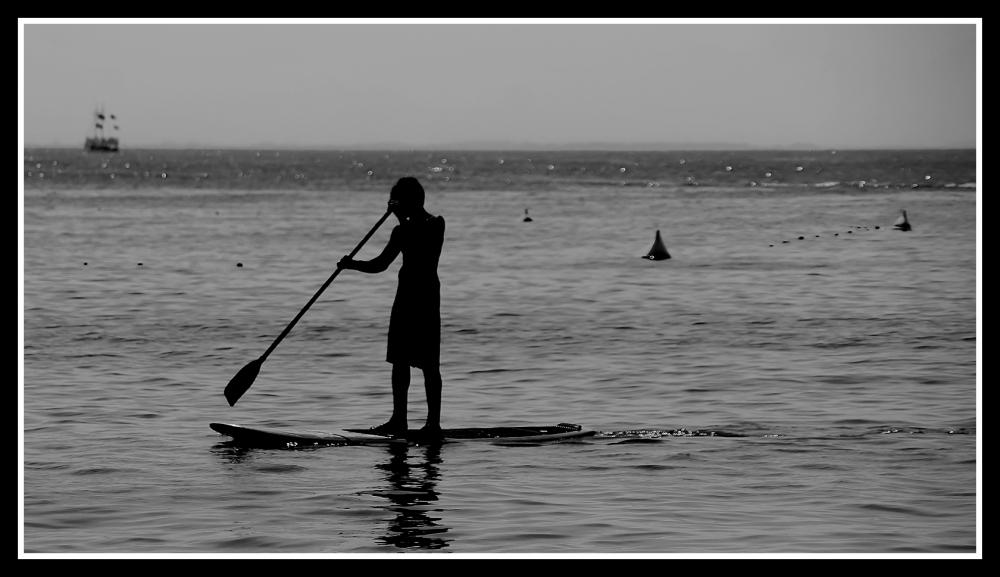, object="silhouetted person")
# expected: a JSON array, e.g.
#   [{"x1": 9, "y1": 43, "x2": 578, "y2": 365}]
[
  {"x1": 339, "y1": 177, "x2": 445, "y2": 441},
  {"x1": 893, "y1": 209, "x2": 912, "y2": 231}
]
